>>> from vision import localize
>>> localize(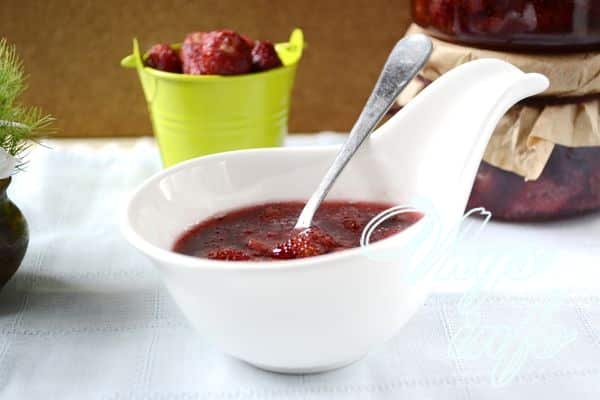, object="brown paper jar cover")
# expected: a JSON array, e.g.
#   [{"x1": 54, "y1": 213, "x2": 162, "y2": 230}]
[
  {"x1": 399, "y1": 25, "x2": 600, "y2": 220},
  {"x1": 412, "y1": 0, "x2": 600, "y2": 52}
]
